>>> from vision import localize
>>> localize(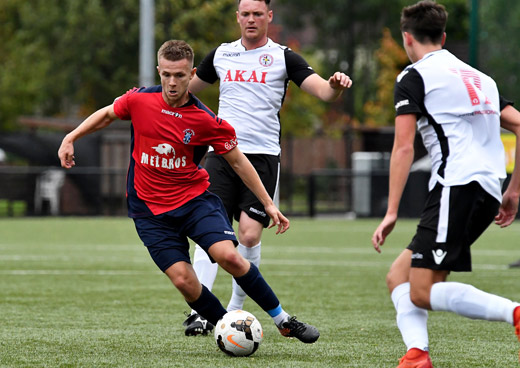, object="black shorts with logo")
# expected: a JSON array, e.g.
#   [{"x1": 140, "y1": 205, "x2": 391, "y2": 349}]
[
  {"x1": 407, "y1": 181, "x2": 500, "y2": 272},
  {"x1": 204, "y1": 151, "x2": 280, "y2": 228}
]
